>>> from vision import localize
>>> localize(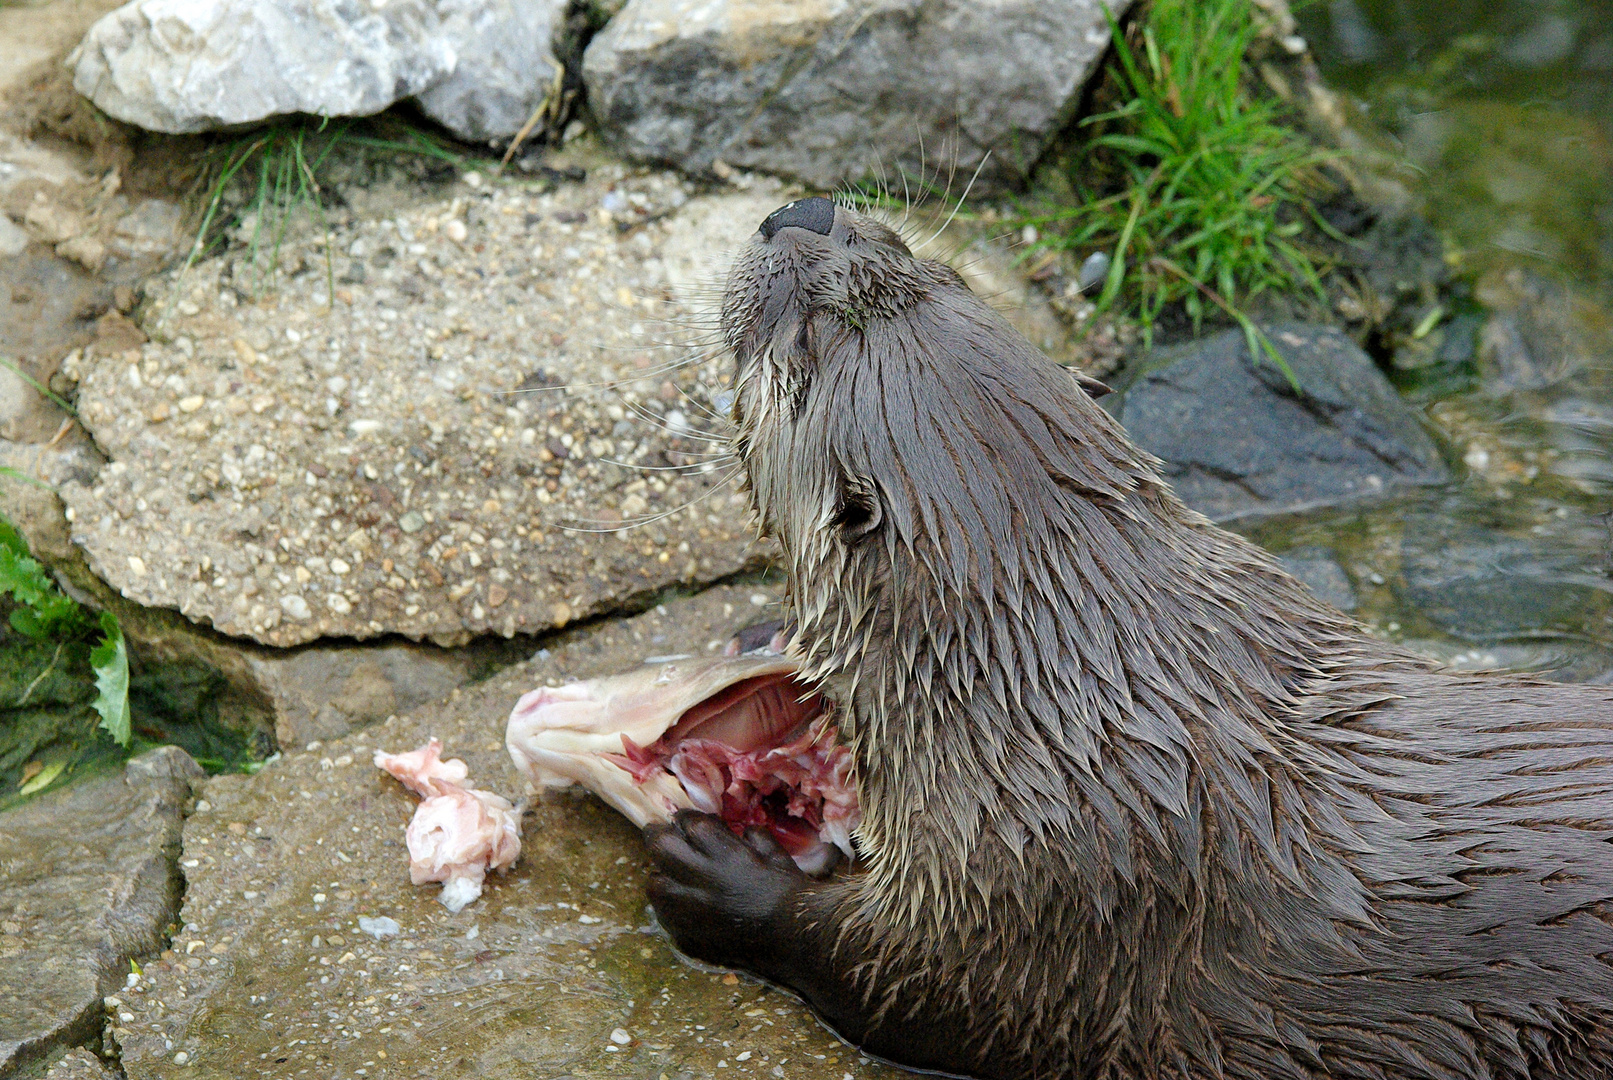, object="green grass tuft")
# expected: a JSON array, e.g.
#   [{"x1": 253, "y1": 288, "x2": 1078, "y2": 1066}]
[
  {"x1": 177, "y1": 117, "x2": 481, "y2": 309},
  {"x1": 1024, "y1": 0, "x2": 1335, "y2": 372}
]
